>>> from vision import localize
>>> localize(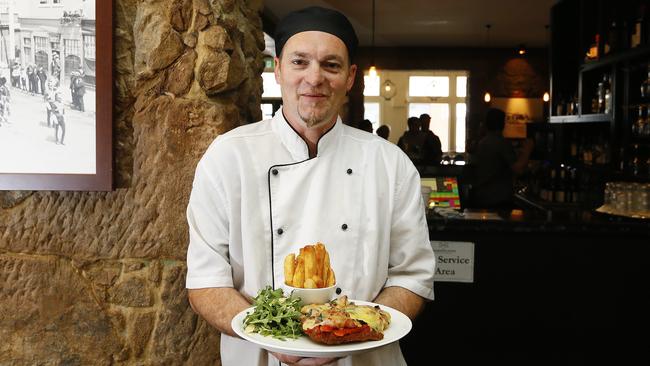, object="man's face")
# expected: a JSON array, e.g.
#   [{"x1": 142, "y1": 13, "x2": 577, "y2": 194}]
[{"x1": 275, "y1": 31, "x2": 357, "y2": 129}]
